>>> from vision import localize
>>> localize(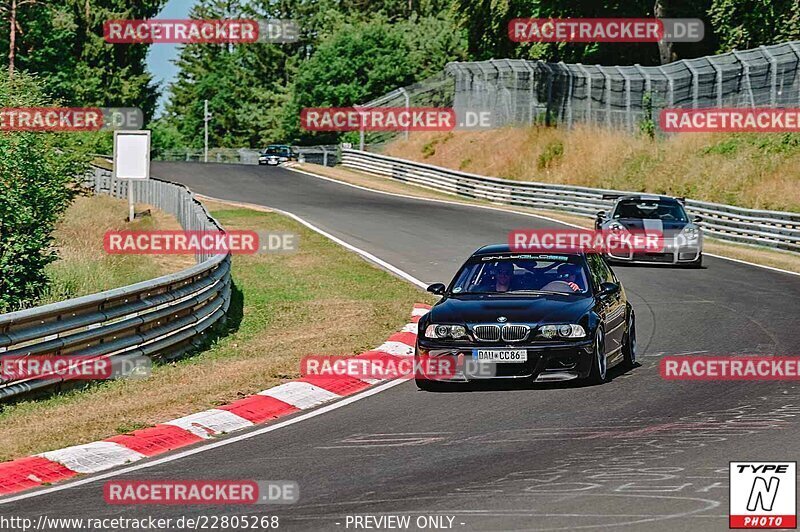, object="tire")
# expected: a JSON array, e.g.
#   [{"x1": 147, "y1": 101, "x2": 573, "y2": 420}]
[
  {"x1": 586, "y1": 329, "x2": 608, "y2": 385},
  {"x1": 687, "y1": 254, "x2": 703, "y2": 268},
  {"x1": 622, "y1": 310, "x2": 637, "y2": 369}
]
